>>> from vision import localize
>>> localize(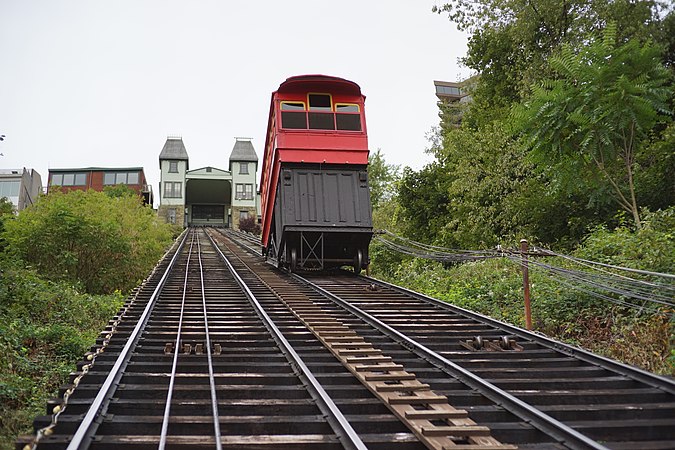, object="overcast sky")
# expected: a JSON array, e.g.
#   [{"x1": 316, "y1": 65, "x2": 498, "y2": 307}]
[{"x1": 0, "y1": 1, "x2": 469, "y2": 205}]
